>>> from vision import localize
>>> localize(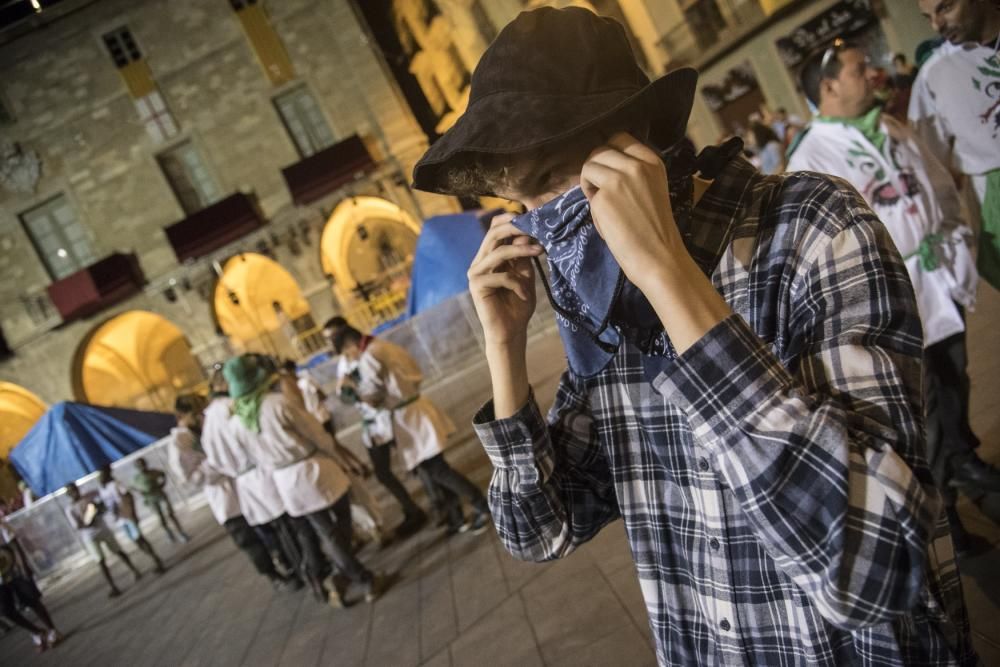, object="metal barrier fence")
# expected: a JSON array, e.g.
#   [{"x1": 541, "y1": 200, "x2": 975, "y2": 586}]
[
  {"x1": 4, "y1": 437, "x2": 204, "y2": 582},
  {"x1": 5, "y1": 289, "x2": 558, "y2": 584}
]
